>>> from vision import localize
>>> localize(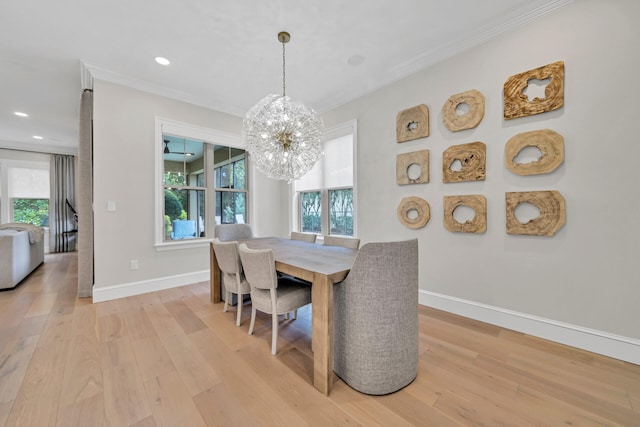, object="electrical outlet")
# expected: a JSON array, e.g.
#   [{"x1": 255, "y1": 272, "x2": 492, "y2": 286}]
[{"x1": 130, "y1": 260, "x2": 139, "y2": 270}]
